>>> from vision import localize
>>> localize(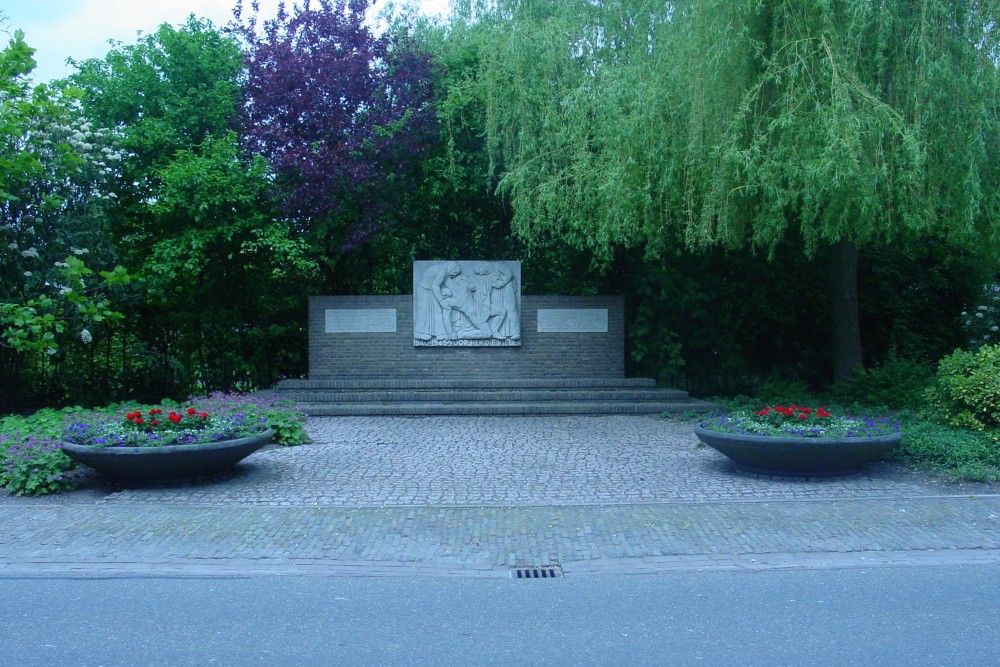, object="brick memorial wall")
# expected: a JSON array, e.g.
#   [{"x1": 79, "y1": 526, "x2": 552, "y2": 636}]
[{"x1": 309, "y1": 294, "x2": 624, "y2": 380}]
